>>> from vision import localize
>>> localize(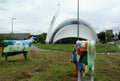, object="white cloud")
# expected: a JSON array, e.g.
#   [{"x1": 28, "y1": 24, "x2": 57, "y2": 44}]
[{"x1": 0, "y1": 0, "x2": 120, "y2": 34}]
